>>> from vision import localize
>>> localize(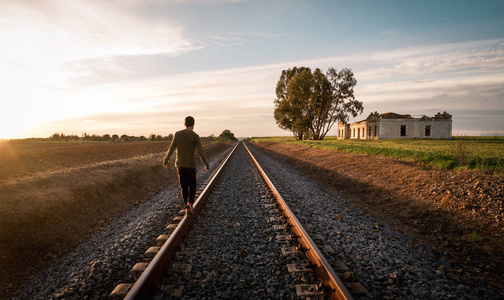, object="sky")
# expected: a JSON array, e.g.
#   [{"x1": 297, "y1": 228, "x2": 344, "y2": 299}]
[{"x1": 1, "y1": 0, "x2": 503, "y2": 139}]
